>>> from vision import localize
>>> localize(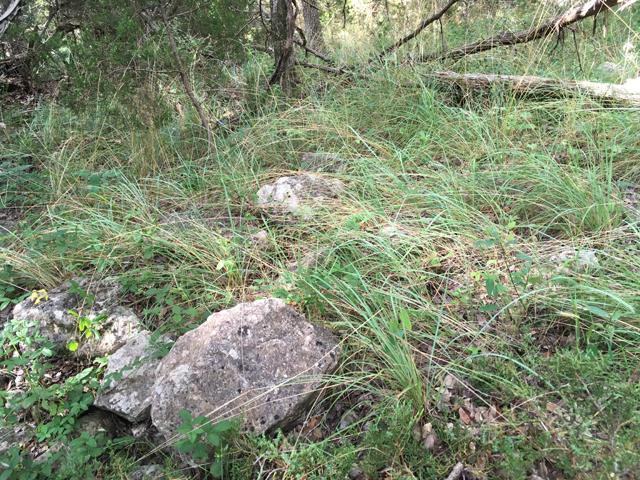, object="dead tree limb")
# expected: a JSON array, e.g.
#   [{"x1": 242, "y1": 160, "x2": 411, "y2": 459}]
[
  {"x1": 445, "y1": 463, "x2": 465, "y2": 480},
  {"x1": 425, "y1": 71, "x2": 640, "y2": 105},
  {"x1": 295, "y1": 61, "x2": 368, "y2": 79},
  {"x1": 379, "y1": 0, "x2": 461, "y2": 57},
  {"x1": 159, "y1": 2, "x2": 215, "y2": 148},
  {"x1": 294, "y1": 36, "x2": 333, "y2": 62},
  {"x1": 423, "y1": 0, "x2": 636, "y2": 61},
  {"x1": 0, "y1": 0, "x2": 28, "y2": 39}
]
